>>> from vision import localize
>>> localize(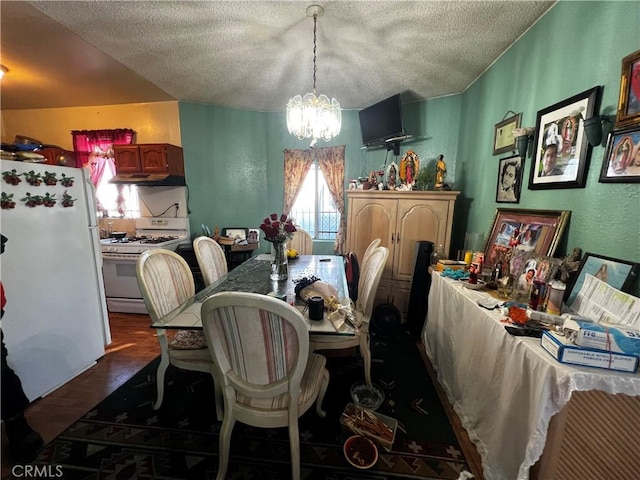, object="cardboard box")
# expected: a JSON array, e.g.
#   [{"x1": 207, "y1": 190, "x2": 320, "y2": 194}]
[
  {"x1": 563, "y1": 319, "x2": 640, "y2": 357},
  {"x1": 436, "y1": 260, "x2": 468, "y2": 272},
  {"x1": 541, "y1": 331, "x2": 639, "y2": 373}
]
